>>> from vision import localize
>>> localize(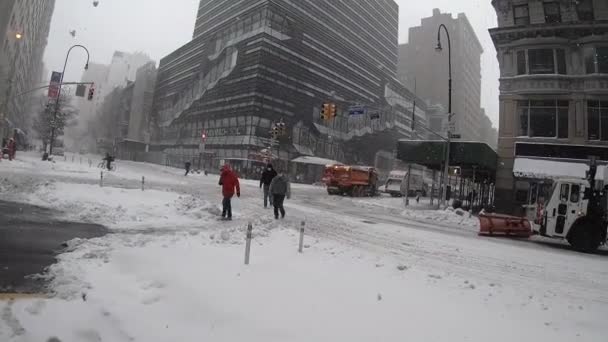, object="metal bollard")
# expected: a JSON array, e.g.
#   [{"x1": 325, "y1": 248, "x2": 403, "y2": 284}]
[
  {"x1": 141, "y1": 176, "x2": 145, "y2": 191},
  {"x1": 298, "y1": 221, "x2": 305, "y2": 253},
  {"x1": 88, "y1": 159, "x2": 92, "y2": 168},
  {"x1": 100, "y1": 171, "x2": 103, "y2": 187},
  {"x1": 244, "y1": 222, "x2": 253, "y2": 265},
  {"x1": 72, "y1": 155, "x2": 74, "y2": 163}
]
